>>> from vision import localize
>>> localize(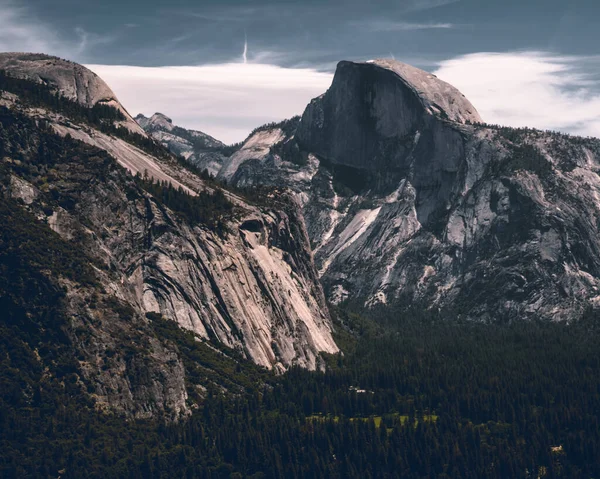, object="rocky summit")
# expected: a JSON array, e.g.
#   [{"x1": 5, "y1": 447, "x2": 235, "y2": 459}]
[
  {"x1": 220, "y1": 59, "x2": 600, "y2": 321},
  {"x1": 0, "y1": 52, "x2": 144, "y2": 135}
]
